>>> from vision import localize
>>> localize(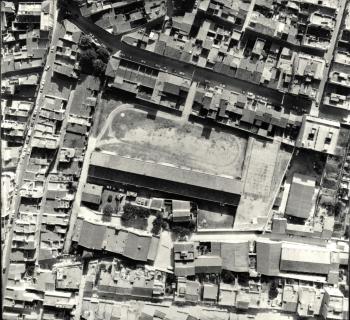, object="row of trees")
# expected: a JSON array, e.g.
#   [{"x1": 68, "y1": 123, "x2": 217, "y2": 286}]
[
  {"x1": 79, "y1": 35, "x2": 110, "y2": 76},
  {"x1": 122, "y1": 203, "x2": 151, "y2": 220},
  {"x1": 121, "y1": 203, "x2": 151, "y2": 230}
]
